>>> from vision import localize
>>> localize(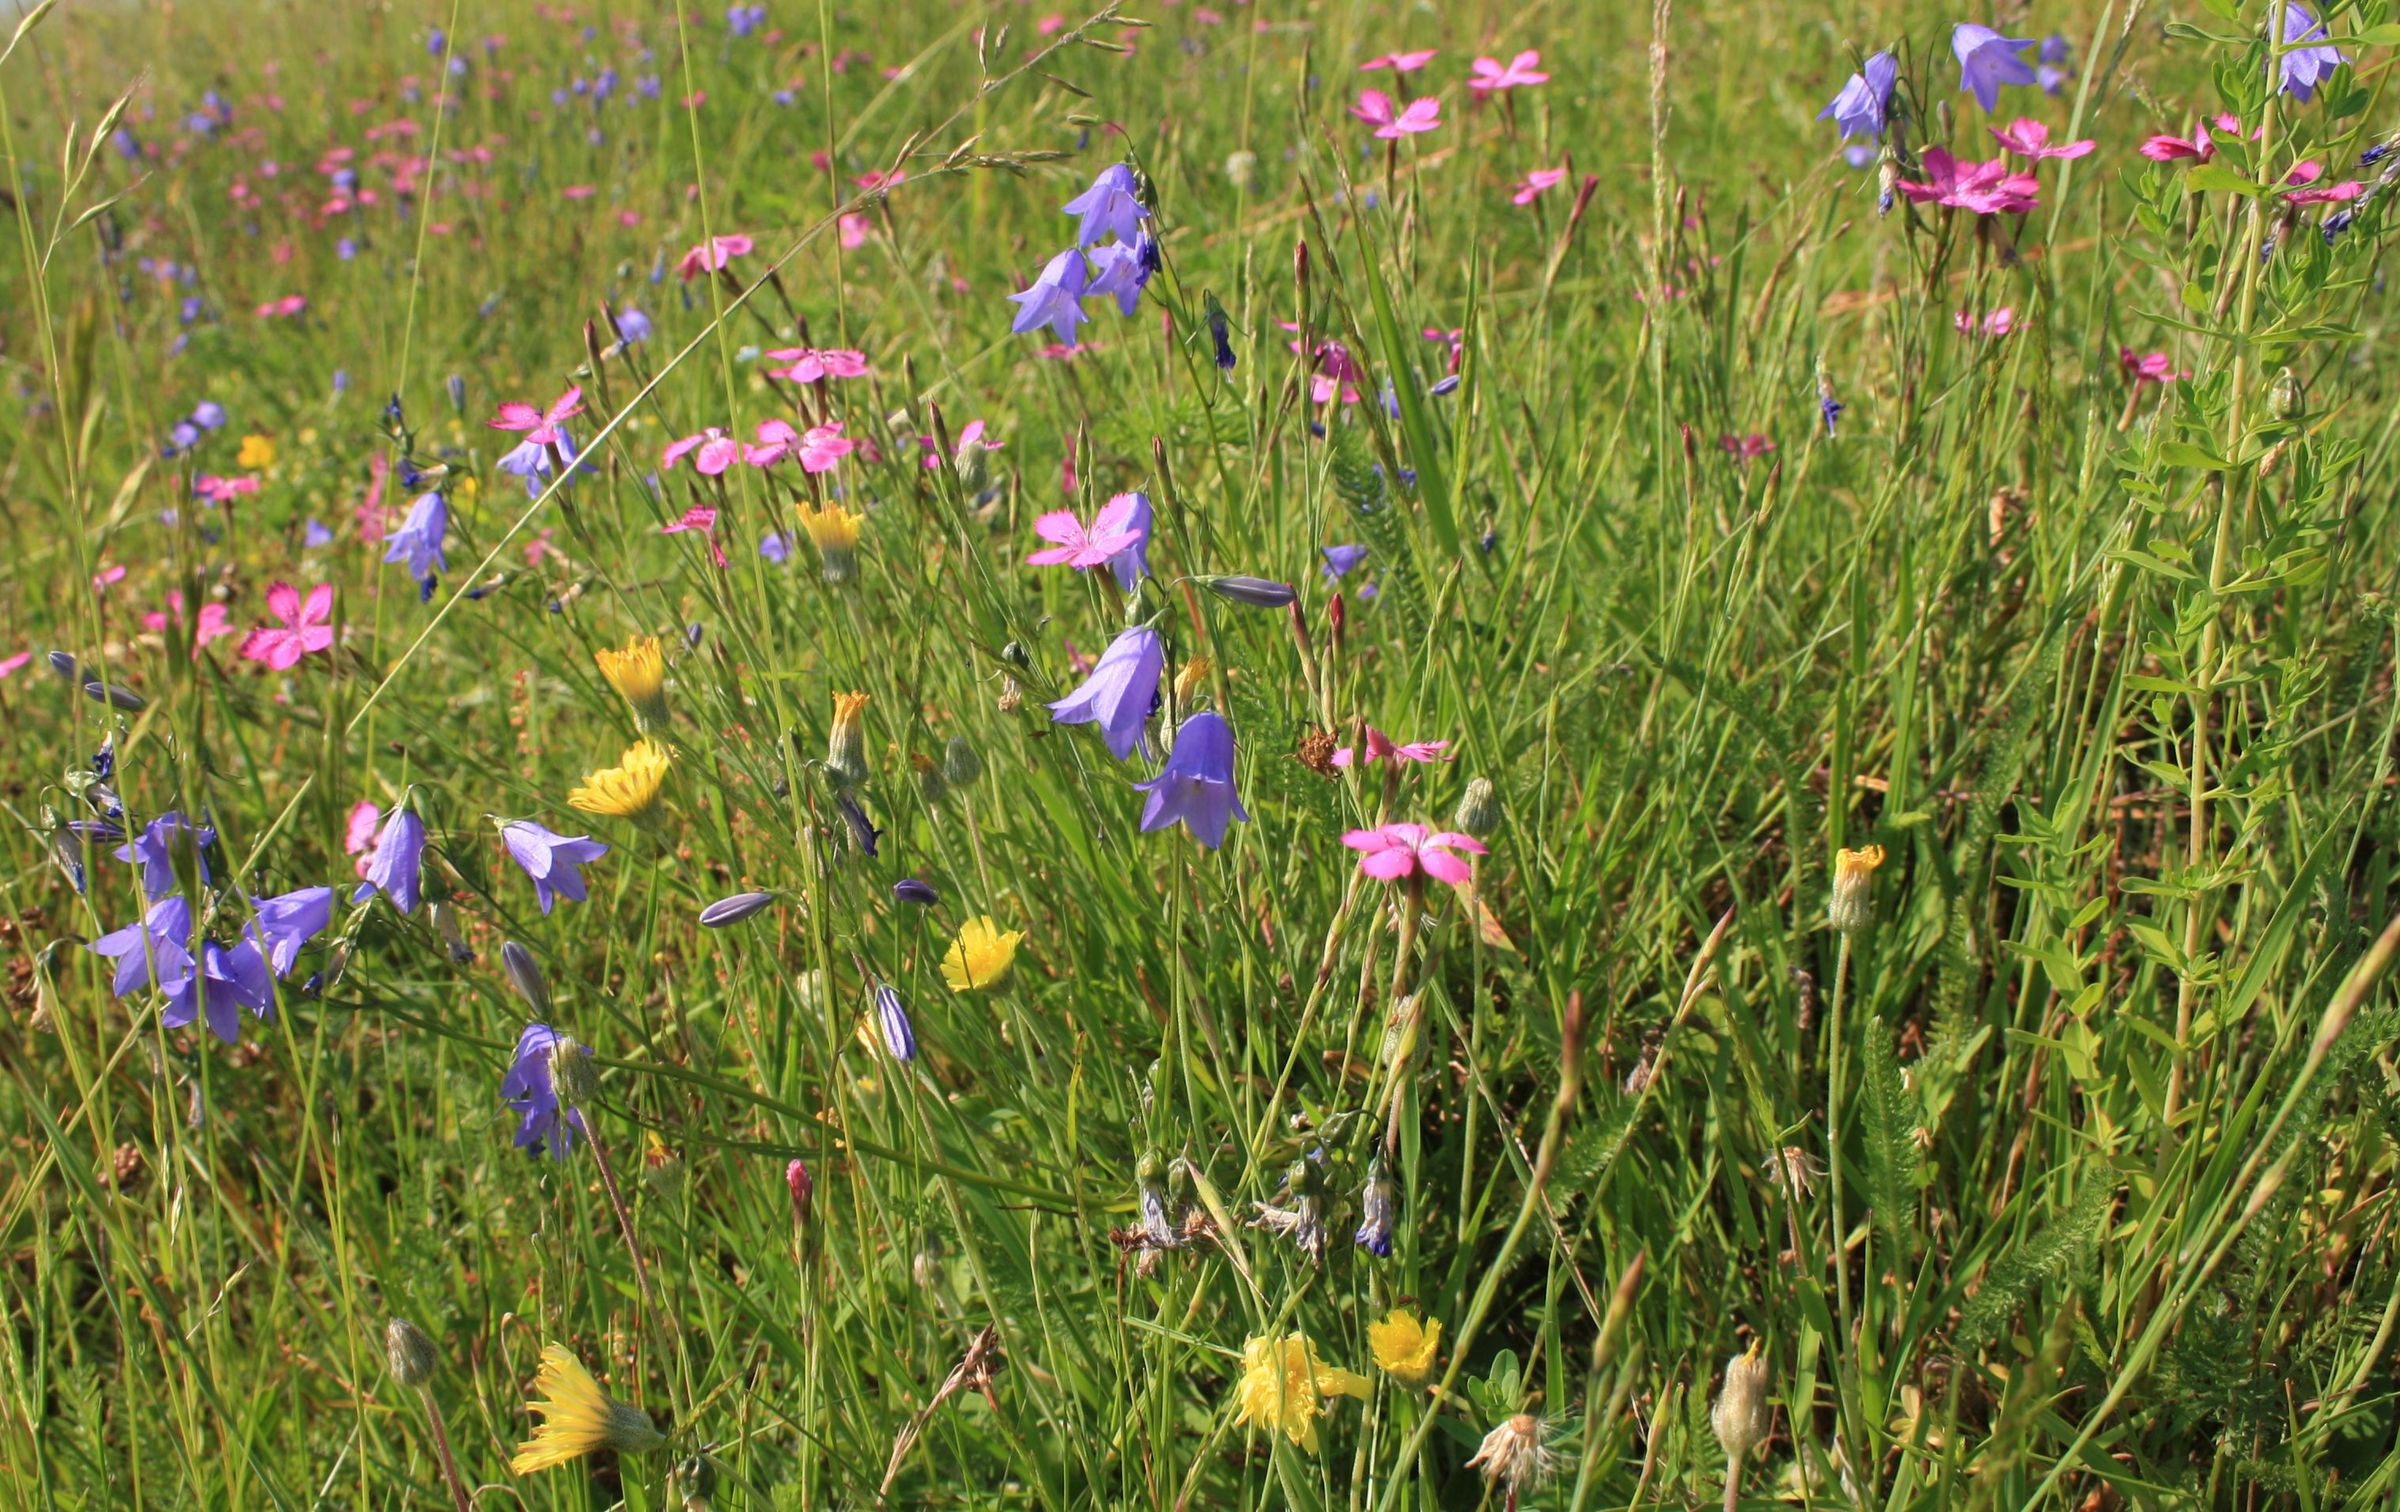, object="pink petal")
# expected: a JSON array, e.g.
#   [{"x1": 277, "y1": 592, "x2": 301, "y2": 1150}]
[
  {"x1": 302, "y1": 583, "x2": 334, "y2": 624},
  {"x1": 489, "y1": 402, "x2": 539, "y2": 431},
  {"x1": 1418, "y1": 850, "x2": 1474, "y2": 886},
  {"x1": 1360, "y1": 847, "x2": 1417, "y2": 880},
  {"x1": 266, "y1": 582, "x2": 300, "y2": 624}
]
